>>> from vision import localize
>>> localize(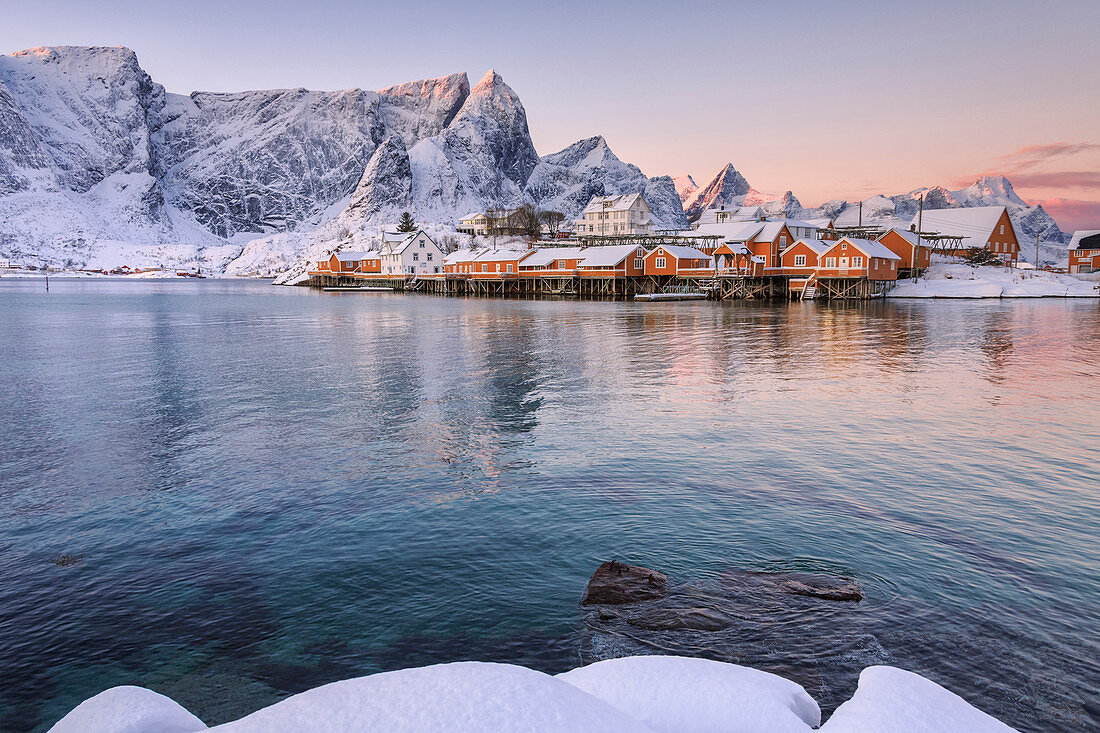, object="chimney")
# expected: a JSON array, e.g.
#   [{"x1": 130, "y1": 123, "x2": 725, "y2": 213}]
[{"x1": 909, "y1": 224, "x2": 916, "y2": 232}]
